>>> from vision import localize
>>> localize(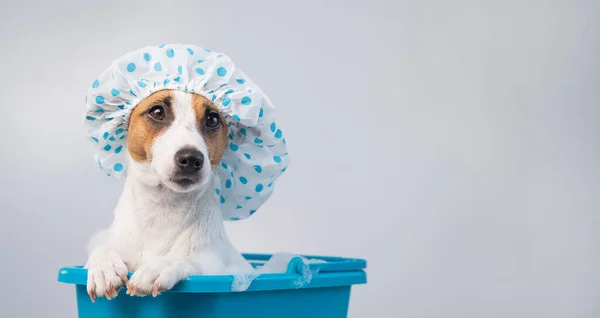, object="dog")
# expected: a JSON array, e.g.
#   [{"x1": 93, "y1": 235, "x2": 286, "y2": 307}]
[{"x1": 85, "y1": 89, "x2": 253, "y2": 301}]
